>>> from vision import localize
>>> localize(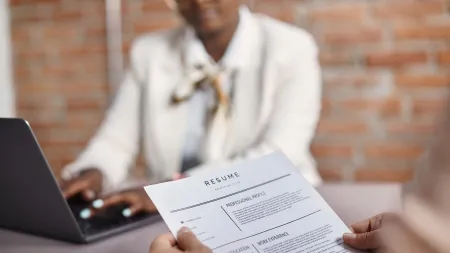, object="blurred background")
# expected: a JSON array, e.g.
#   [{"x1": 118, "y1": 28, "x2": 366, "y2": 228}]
[{"x1": 3, "y1": 0, "x2": 450, "y2": 183}]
